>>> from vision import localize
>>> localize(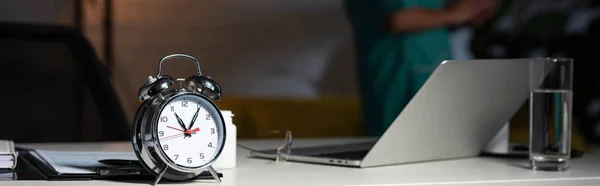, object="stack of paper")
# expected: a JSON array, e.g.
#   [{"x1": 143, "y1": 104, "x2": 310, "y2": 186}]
[
  {"x1": 0, "y1": 171, "x2": 16, "y2": 180},
  {"x1": 0, "y1": 140, "x2": 17, "y2": 169}
]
